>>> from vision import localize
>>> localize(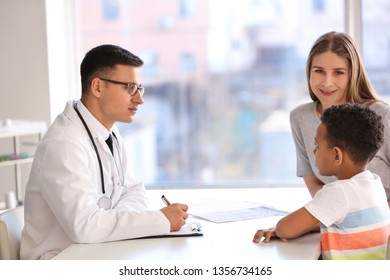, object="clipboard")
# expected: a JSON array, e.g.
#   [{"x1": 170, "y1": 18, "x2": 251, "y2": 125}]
[{"x1": 135, "y1": 222, "x2": 203, "y2": 239}]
